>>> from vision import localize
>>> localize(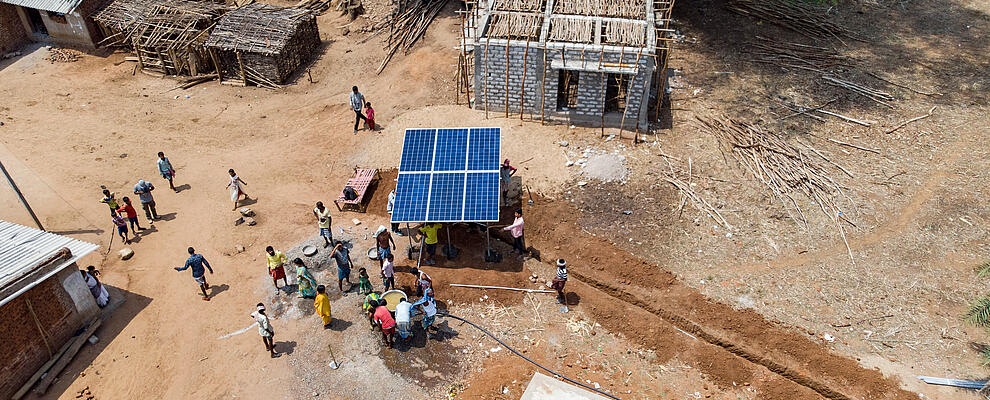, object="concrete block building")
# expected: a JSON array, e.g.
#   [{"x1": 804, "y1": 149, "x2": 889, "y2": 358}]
[
  {"x1": 461, "y1": 0, "x2": 674, "y2": 131},
  {"x1": 0, "y1": 0, "x2": 105, "y2": 50},
  {"x1": 0, "y1": 221, "x2": 100, "y2": 399}
]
